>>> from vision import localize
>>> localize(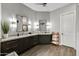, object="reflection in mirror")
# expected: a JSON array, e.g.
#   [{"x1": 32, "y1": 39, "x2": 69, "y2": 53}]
[
  {"x1": 39, "y1": 20, "x2": 47, "y2": 32},
  {"x1": 22, "y1": 16, "x2": 28, "y2": 31},
  {"x1": 16, "y1": 15, "x2": 28, "y2": 32},
  {"x1": 16, "y1": 15, "x2": 23, "y2": 32}
]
